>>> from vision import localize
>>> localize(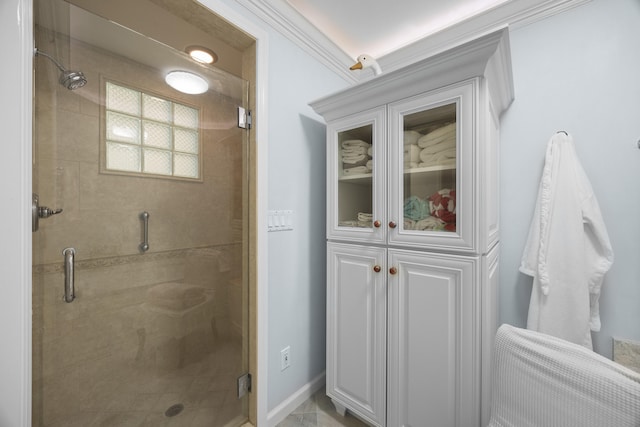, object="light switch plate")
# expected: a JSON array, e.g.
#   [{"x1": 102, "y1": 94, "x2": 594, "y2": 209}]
[{"x1": 268, "y1": 210, "x2": 293, "y2": 232}]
